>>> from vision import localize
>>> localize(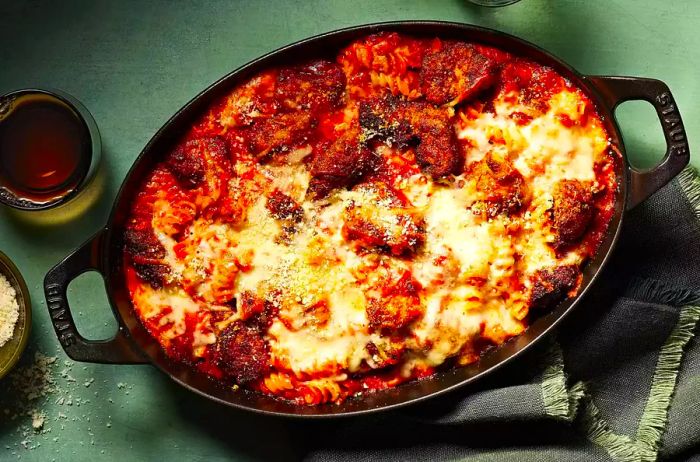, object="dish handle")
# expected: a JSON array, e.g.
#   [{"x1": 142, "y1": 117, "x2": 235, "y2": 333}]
[
  {"x1": 44, "y1": 229, "x2": 148, "y2": 364},
  {"x1": 585, "y1": 76, "x2": 690, "y2": 210}
]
